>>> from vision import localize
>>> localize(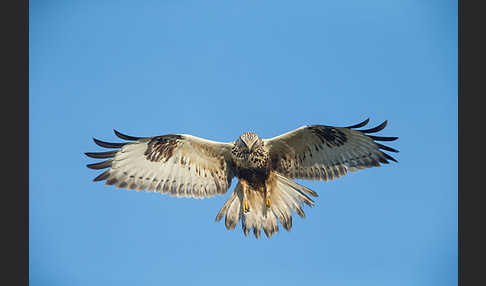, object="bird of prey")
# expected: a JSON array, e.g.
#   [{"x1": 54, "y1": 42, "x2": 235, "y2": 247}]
[{"x1": 85, "y1": 118, "x2": 398, "y2": 238}]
